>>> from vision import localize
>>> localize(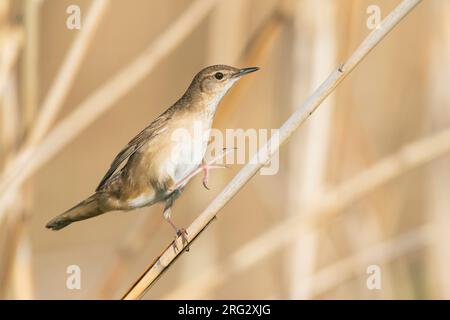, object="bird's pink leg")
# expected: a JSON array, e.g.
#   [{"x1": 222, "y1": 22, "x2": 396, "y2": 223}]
[
  {"x1": 202, "y1": 161, "x2": 210, "y2": 189},
  {"x1": 168, "y1": 148, "x2": 233, "y2": 192},
  {"x1": 201, "y1": 161, "x2": 229, "y2": 190}
]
